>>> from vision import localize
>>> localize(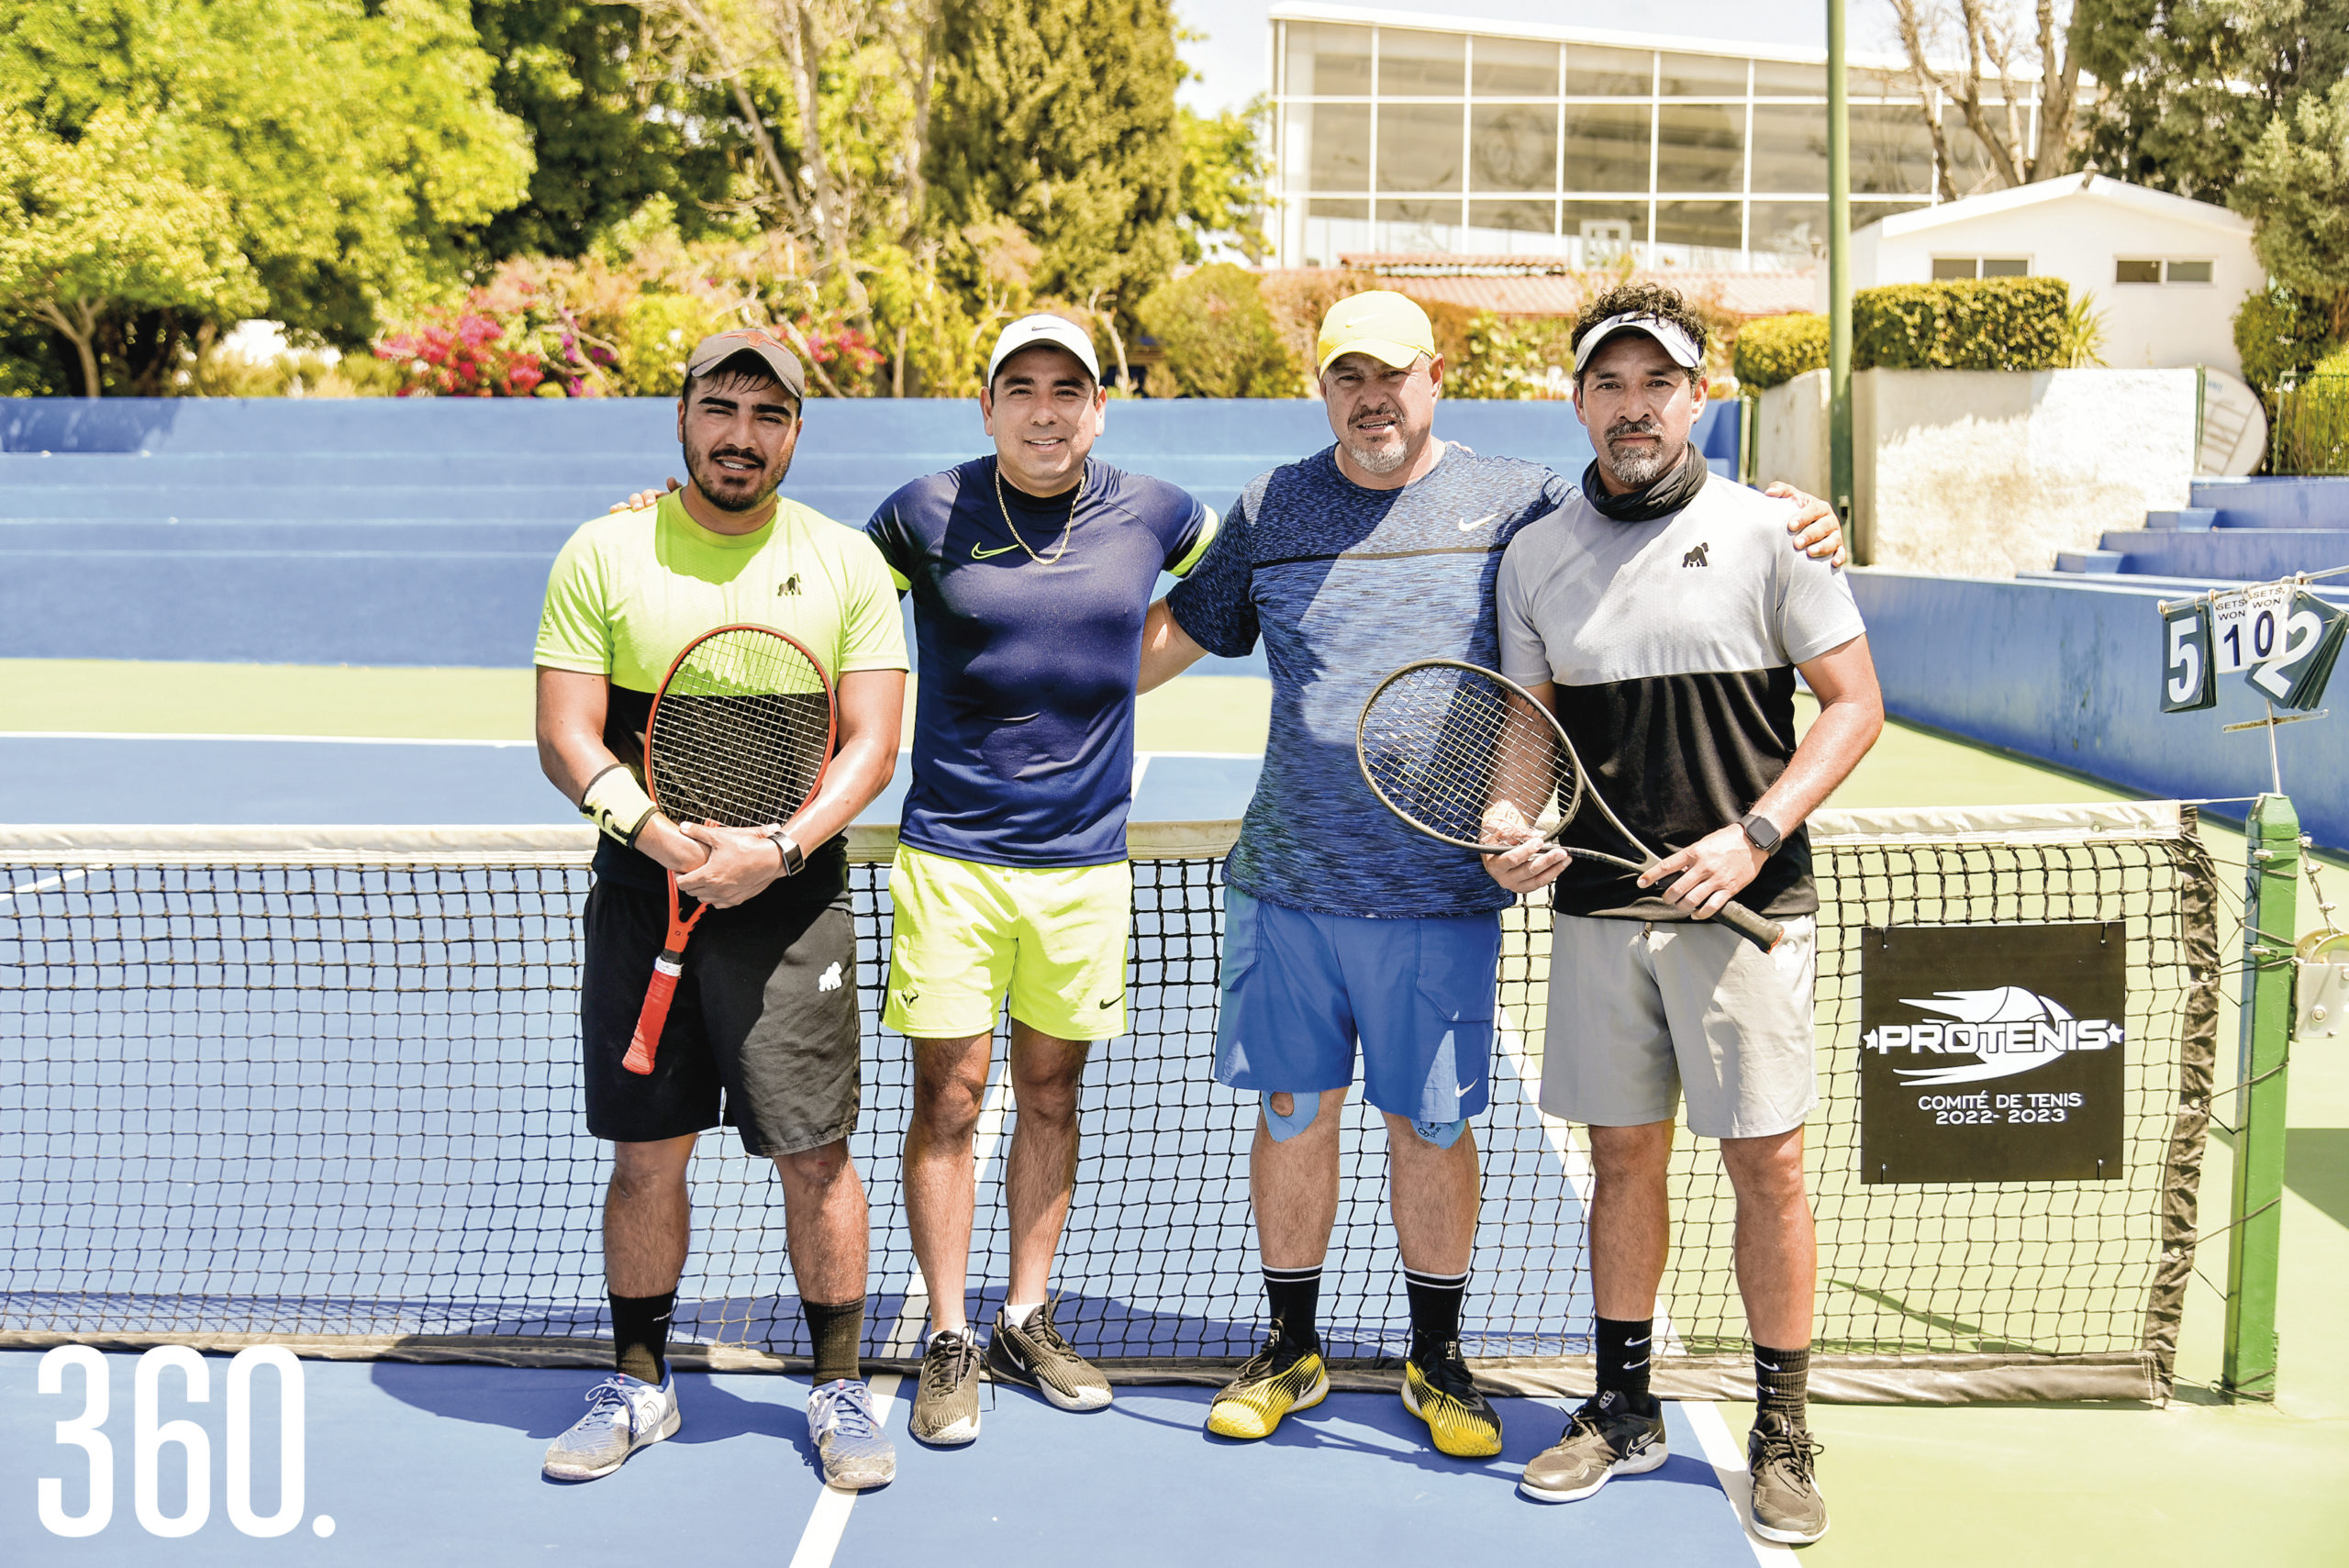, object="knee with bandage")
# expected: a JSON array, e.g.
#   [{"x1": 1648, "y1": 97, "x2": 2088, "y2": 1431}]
[
  {"x1": 1261, "y1": 1092, "x2": 1319, "y2": 1142},
  {"x1": 1411, "y1": 1117, "x2": 1468, "y2": 1150}
]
